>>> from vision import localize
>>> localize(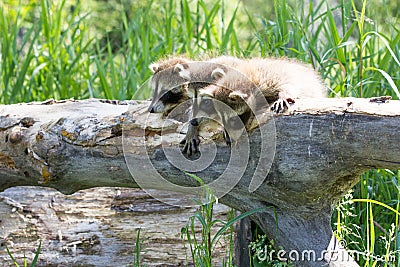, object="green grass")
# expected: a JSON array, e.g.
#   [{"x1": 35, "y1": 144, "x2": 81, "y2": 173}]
[
  {"x1": 1, "y1": 0, "x2": 399, "y2": 266},
  {"x1": 129, "y1": 228, "x2": 145, "y2": 267},
  {"x1": 335, "y1": 170, "x2": 400, "y2": 266},
  {"x1": 6, "y1": 240, "x2": 41, "y2": 267},
  {"x1": 1, "y1": 0, "x2": 250, "y2": 102},
  {"x1": 181, "y1": 173, "x2": 269, "y2": 267},
  {"x1": 250, "y1": 0, "x2": 399, "y2": 99},
  {"x1": 1, "y1": 0, "x2": 398, "y2": 103},
  {"x1": 0, "y1": 0, "x2": 93, "y2": 103}
]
